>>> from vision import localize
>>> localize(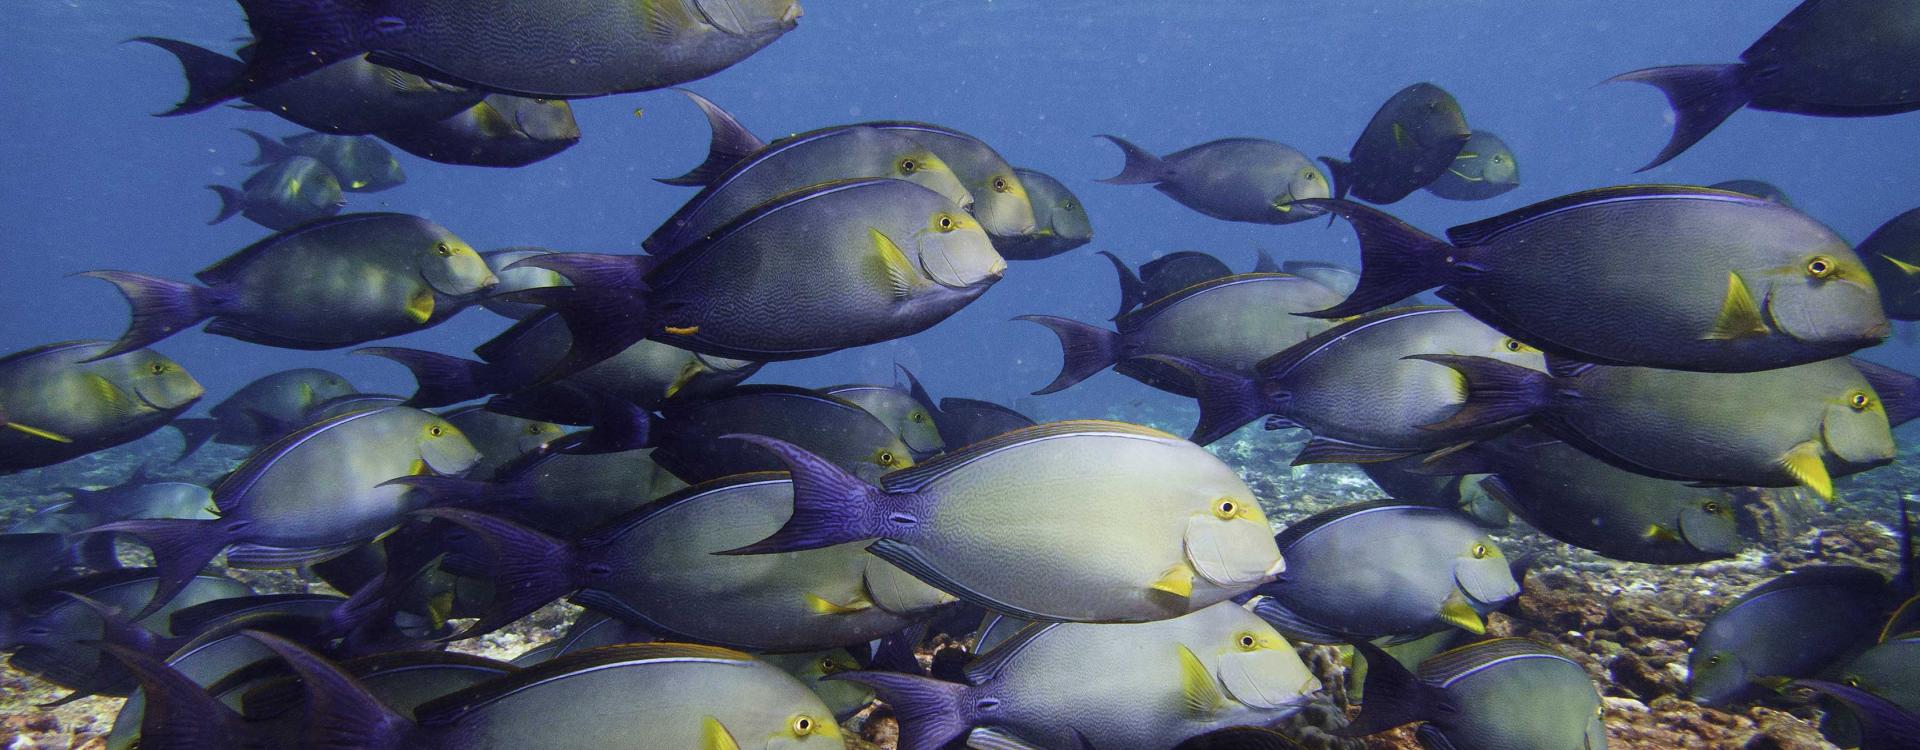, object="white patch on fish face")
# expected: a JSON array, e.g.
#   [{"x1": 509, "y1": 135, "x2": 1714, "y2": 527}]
[
  {"x1": 913, "y1": 214, "x2": 1005, "y2": 290},
  {"x1": 1762, "y1": 258, "x2": 1888, "y2": 346},
  {"x1": 417, "y1": 420, "x2": 482, "y2": 476},
  {"x1": 1821, "y1": 398, "x2": 1895, "y2": 467},
  {"x1": 418, "y1": 236, "x2": 498, "y2": 297},
  {"x1": 1453, "y1": 543, "x2": 1520, "y2": 606},
  {"x1": 1216, "y1": 632, "x2": 1319, "y2": 711},
  {"x1": 1185, "y1": 503, "x2": 1284, "y2": 588}
]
